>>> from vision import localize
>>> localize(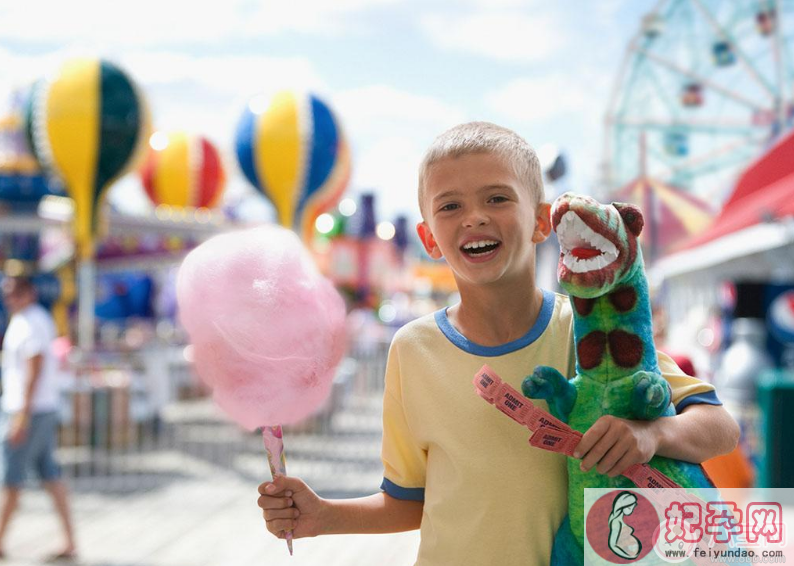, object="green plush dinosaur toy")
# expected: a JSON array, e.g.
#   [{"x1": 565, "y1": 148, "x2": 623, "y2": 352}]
[{"x1": 522, "y1": 192, "x2": 714, "y2": 565}]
